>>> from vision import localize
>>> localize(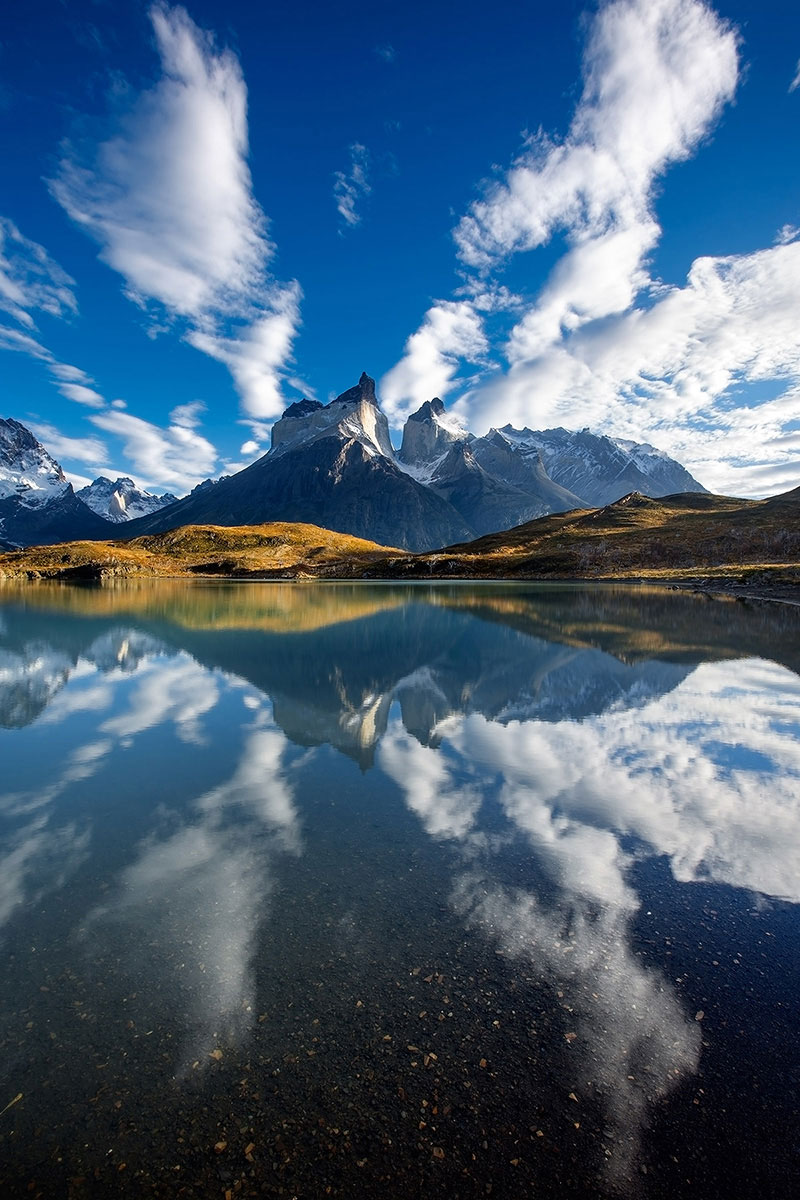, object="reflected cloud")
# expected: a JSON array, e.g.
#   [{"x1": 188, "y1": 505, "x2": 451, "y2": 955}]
[
  {"x1": 452, "y1": 658, "x2": 800, "y2": 901},
  {"x1": 101, "y1": 658, "x2": 219, "y2": 740},
  {"x1": 0, "y1": 817, "x2": 91, "y2": 931},
  {"x1": 384, "y1": 653, "x2": 800, "y2": 1184},
  {"x1": 379, "y1": 722, "x2": 484, "y2": 841},
  {"x1": 452, "y1": 869, "x2": 701, "y2": 1189},
  {"x1": 85, "y1": 723, "x2": 301, "y2": 1070}
]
